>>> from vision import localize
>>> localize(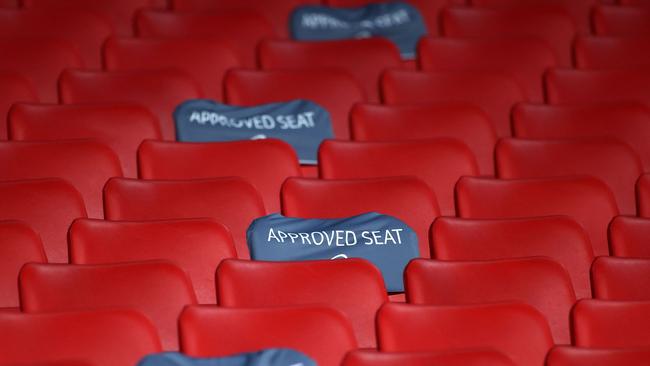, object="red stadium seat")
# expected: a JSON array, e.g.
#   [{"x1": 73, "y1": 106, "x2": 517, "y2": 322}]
[
  {"x1": 593, "y1": 6, "x2": 650, "y2": 36},
  {"x1": 324, "y1": 0, "x2": 454, "y2": 35},
  {"x1": 0, "y1": 9, "x2": 112, "y2": 68},
  {"x1": 545, "y1": 69, "x2": 650, "y2": 107},
  {"x1": 319, "y1": 139, "x2": 478, "y2": 216},
  {"x1": 547, "y1": 346, "x2": 650, "y2": 366},
  {"x1": 170, "y1": 0, "x2": 319, "y2": 37},
  {"x1": 406, "y1": 258, "x2": 576, "y2": 344},
  {"x1": 342, "y1": 349, "x2": 516, "y2": 366},
  {"x1": 381, "y1": 70, "x2": 526, "y2": 137},
  {"x1": 0, "y1": 221, "x2": 46, "y2": 309},
  {"x1": 0, "y1": 310, "x2": 162, "y2": 366},
  {"x1": 572, "y1": 300, "x2": 650, "y2": 348},
  {"x1": 377, "y1": 302, "x2": 554, "y2": 366},
  {"x1": 609, "y1": 216, "x2": 650, "y2": 258},
  {"x1": 19, "y1": 261, "x2": 197, "y2": 350},
  {"x1": 0, "y1": 140, "x2": 121, "y2": 219},
  {"x1": 469, "y1": 0, "x2": 594, "y2": 34},
  {"x1": 0, "y1": 179, "x2": 86, "y2": 263},
  {"x1": 224, "y1": 69, "x2": 365, "y2": 139},
  {"x1": 281, "y1": 177, "x2": 439, "y2": 257},
  {"x1": 431, "y1": 216, "x2": 594, "y2": 300},
  {"x1": 135, "y1": 10, "x2": 275, "y2": 68},
  {"x1": 259, "y1": 39, "x2": 402, "y2": 103},
  {"x1": 637, "y1": 174, "x2": 650, "y2": 217},
  {"x1": 456, "y1": 176, "x2": 619, "y2": 256},
  {"x1": 441, "y1": 7, "x2": 576, "y2": 67},
  {"x1": 0, "y1": 73, "x2": 37, "y2": 140},
  {"x1": 418, "y1": 37, "x2": 556, "y2": 102},
  {"x1": 104, "y1": 37, "x2": 240, "y2": 101},
  {"x1": 217, "y1": 258, "x2": 387, "y2": 348},
  {"x1": 179, "y1": 305, "x2": 357, "y2": 366},
  {"x1": 350, "y1": 103, "x2": 497, "y2": 175},
  {"x1": 0, "y1": 39, "x2": 81, "y2": 103},
  {"x1": 495, "y1": 138, "x2": 643, "y2": 215},
  {"x1": 138, "y1": 139, "x2": 300, "y2": 213},
  {"x1": 22, "y1": 0, "x2": 167, "y2": 36},
  {"x1": 59, "y1": 69, "x2": 203, "y2": 141},
  {"x1": 8, "y1": 103, "x2": 162, "y2": 178},
  {"x1": 575, "y1": 36, "x2": 650, "y2": 69},
  {"x1": 513, "y1": 103, "x2": 650, "y2": 172},
  {"x1": 103, "y1": 177, "x2": 266, "y2": 258},
  {"x1": 69, "y1": 218, "x2": 237, "y2": 304},
  {"x1": 592, "y1": 257, "x2": 650, "y2": 300}
]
